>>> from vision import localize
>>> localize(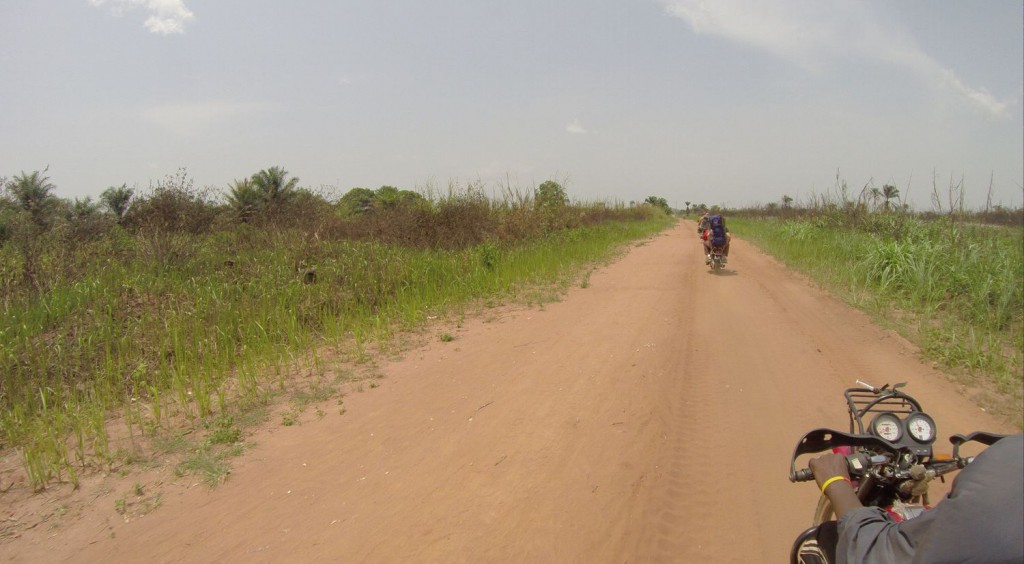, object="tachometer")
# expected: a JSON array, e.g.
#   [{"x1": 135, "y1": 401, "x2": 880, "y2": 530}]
[
  {"x1": 907, "y1": 413, "x2": 936, "y2": 443},
  {"x1": 871, "y1": 413, "x2": 903, "y2": 442}
]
